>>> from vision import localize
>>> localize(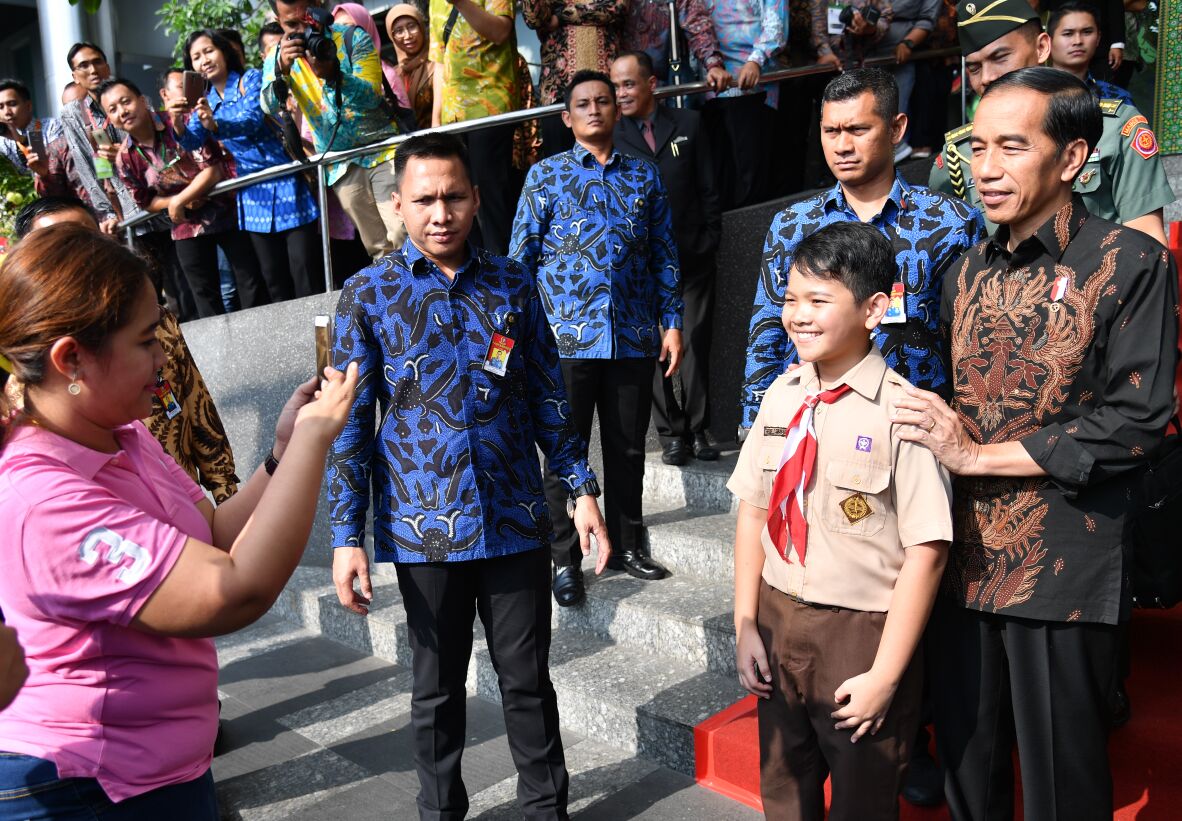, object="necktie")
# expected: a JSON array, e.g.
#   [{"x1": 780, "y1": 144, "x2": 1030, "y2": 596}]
[
  {"x1": 641, "y1": 120, "x2": 656, "y2": 153},
  {"x1": 765, "y1": 384, "x2": 852, "y2": 566}
]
